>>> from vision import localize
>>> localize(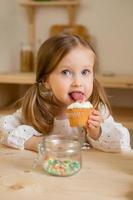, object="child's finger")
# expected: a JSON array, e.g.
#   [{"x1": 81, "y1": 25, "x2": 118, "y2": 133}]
[
  {"x1": 91, "y1": 109, "x2": 100, "y2": 116},
  {"x1": 88, "y1": 120, "x2": 100, "y2": 128},
  {"x1": 89, "y1": 110, "x2": 103, "y2": 123},
  {"x1": 89, "y1": 115, "x2": 101, "y2": 122}
]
